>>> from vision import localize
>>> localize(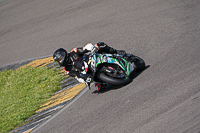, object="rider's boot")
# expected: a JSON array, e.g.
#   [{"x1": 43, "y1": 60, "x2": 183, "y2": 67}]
[{"x1": 95, "y1": 42, "x2": 127, "y2": 56}]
